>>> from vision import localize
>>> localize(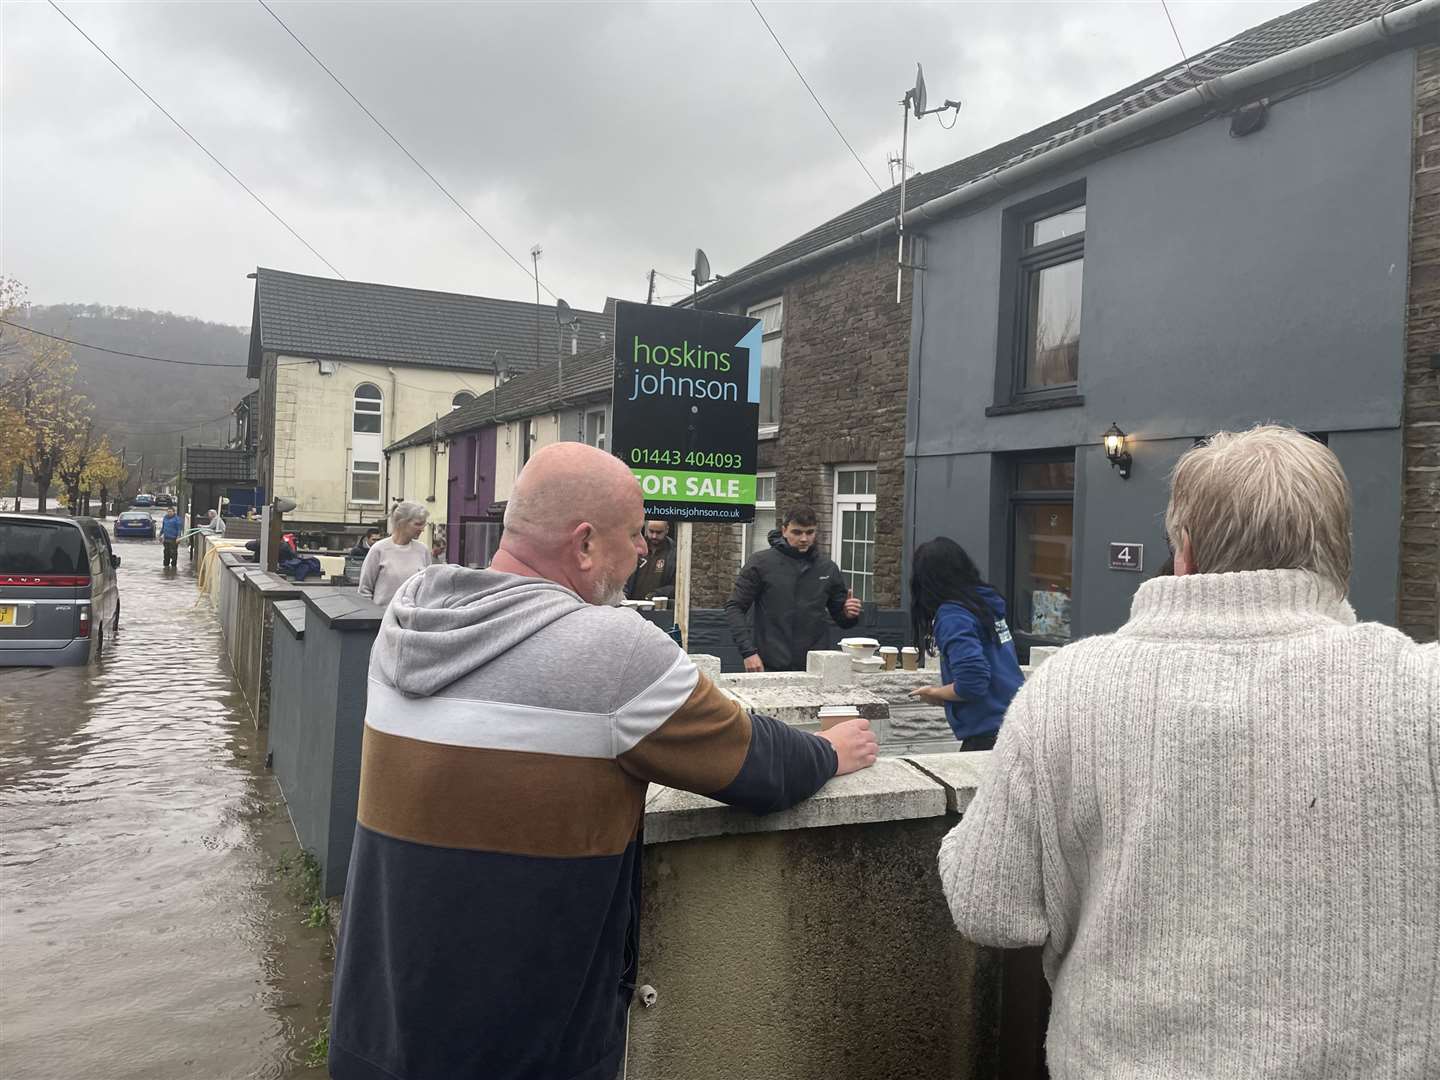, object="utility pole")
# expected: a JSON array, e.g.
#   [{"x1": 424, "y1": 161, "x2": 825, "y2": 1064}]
[{"x1": 646, "y1": 269, "x2": 656, "y2": 305}]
